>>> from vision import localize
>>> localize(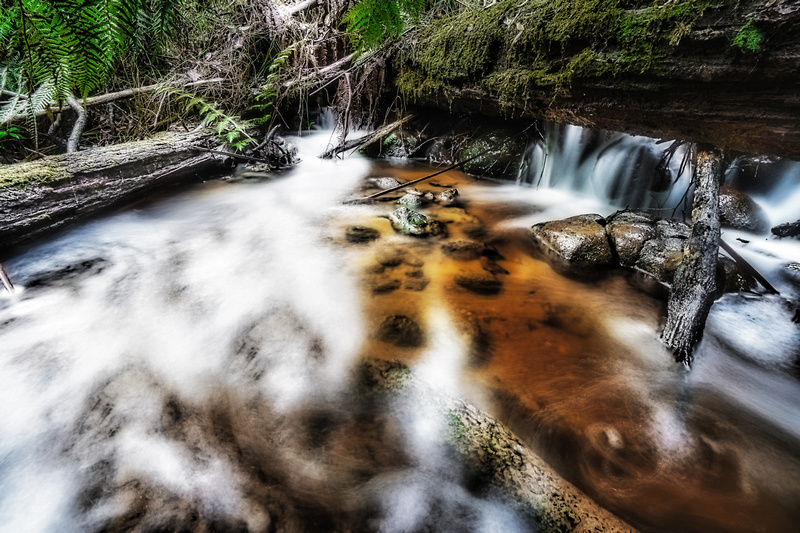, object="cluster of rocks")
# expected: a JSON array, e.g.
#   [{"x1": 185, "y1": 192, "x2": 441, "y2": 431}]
[{"x1": 530, "y1": 210, "x2": 752, "y2": 293}]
